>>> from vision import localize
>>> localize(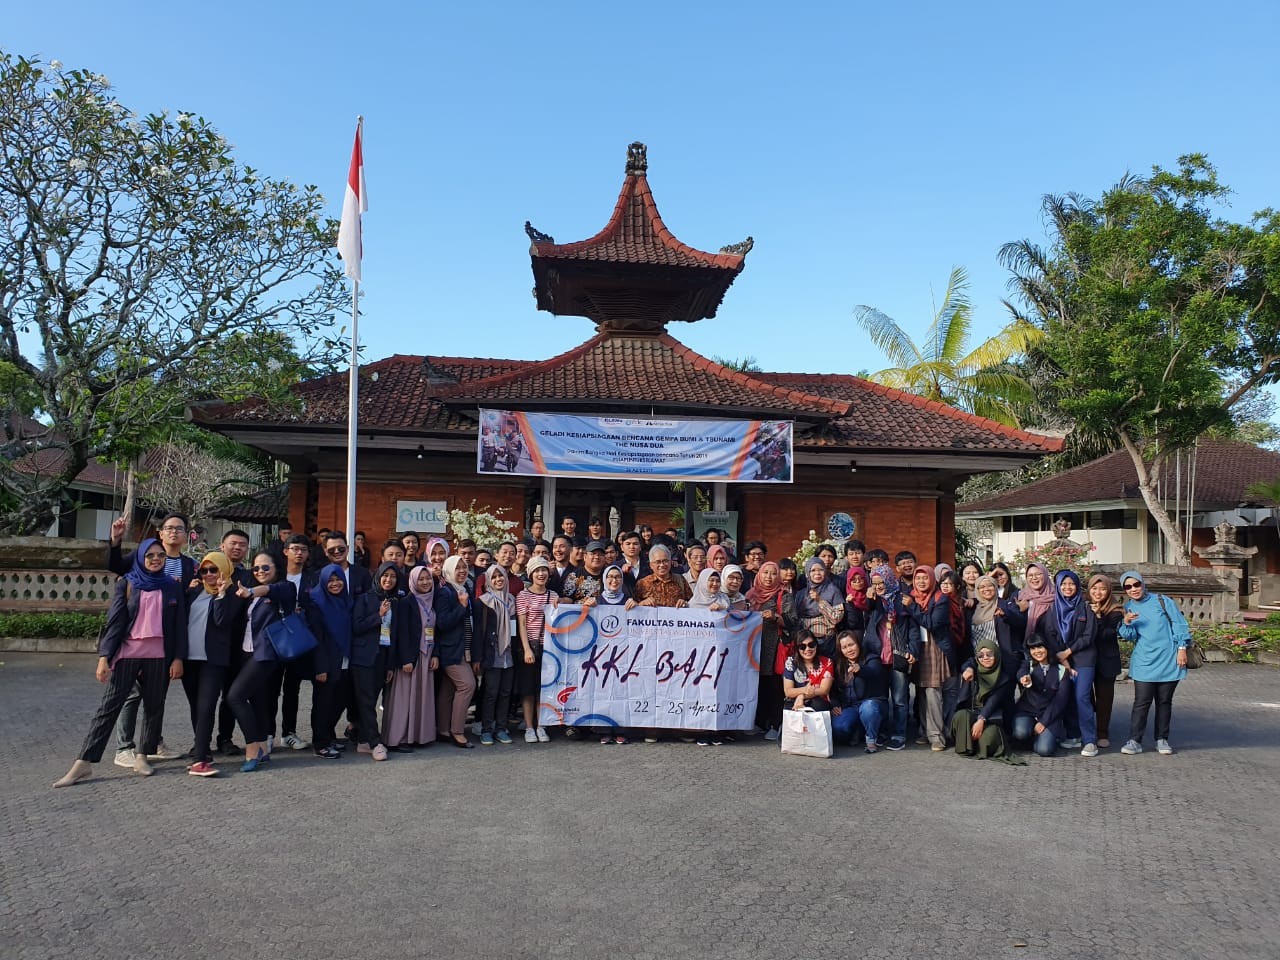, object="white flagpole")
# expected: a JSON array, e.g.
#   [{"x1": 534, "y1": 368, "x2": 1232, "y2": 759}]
[{"x1": 343, "y1": 115, "x2": 363, "y2": 560}]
